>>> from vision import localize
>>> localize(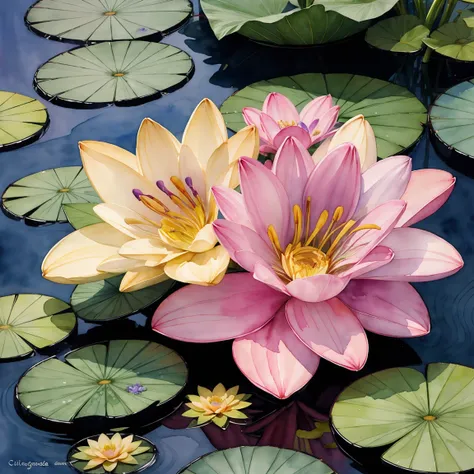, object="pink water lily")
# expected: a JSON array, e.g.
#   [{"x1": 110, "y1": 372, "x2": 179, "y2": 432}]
[
  {"x1": 243, "y1": 92, "x2": 339, "y2": 155},
  {"x1": 152, "y1": 137, "x2": 462, "y2": 399}
]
